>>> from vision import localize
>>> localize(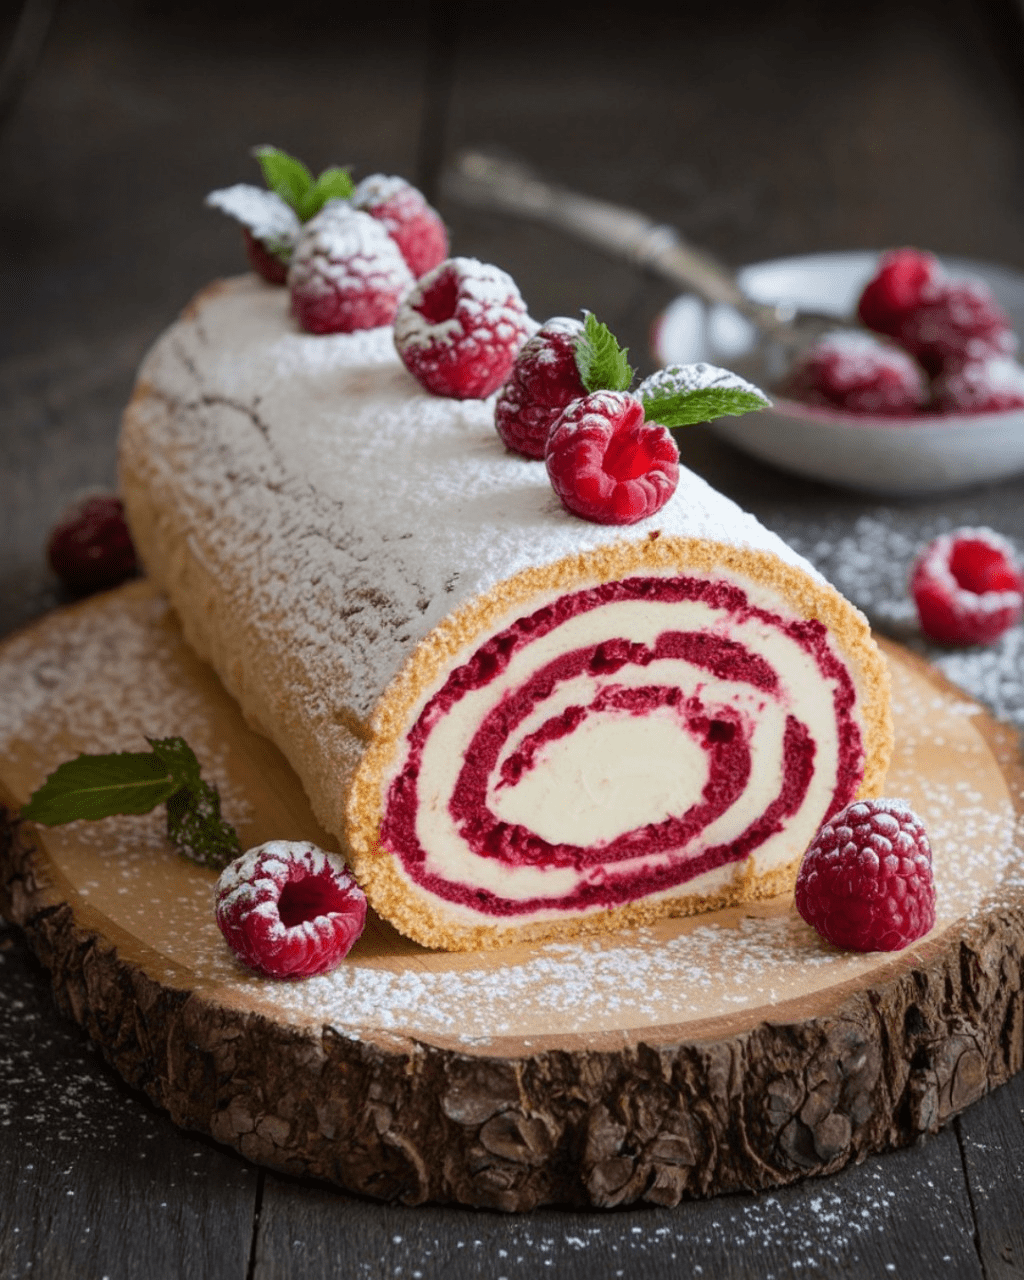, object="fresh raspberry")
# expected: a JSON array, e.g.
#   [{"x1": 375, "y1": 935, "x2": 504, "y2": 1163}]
[
  {"x1": 795, "y1": 799, "x2": 936, "y2": 952},
  {"x1": 857, "y1": 248, "x2": 941, "y2": 337},
  {"x1": 911, "y1": 527, "x2": 1023, "y2": 645},
  {"x1": 206, "y1": 183, "x2": 301, "y2": 285},
  {"x1": 352, "y1": 174, "x2": 448, "y2": 278},
  {"x1": 243, "y1": 229, "x2": 288, "y2": 284},
  {"x1": 931, "y1": 356, "x2": 1024, "y2": 413},
  {"x1": 215, "y1": 841, "x2": 367, "y2": 979},
  {"x1": 394, "y1": 257, "x2": 533, "y2": 399},
  {"x1": 782, "y1": 331, "x2": 927, "y2": 415},
  {"x1": 494, "y1": 316, "x2": 585, "y2": 457},
  {"x1": 47, "y1": 493, "x2": 138, "y2": 594},
  {"x1": 288, "y1": 203, "x2": 414, "y2": 334},
  {"x1": 545, "y1": 391, "x2": 679, "y2": 524},
  {"x1": 897, "y1": 279, "x2": 1017, "y2": 376}
]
